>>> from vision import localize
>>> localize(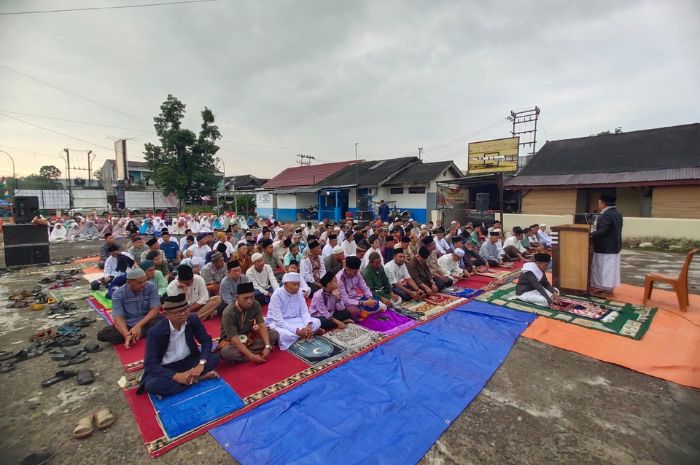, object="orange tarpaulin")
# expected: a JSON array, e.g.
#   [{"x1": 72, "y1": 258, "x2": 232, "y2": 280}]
[{"x1": 522, "y1": 283, "x2": 700, "y2": 388}]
